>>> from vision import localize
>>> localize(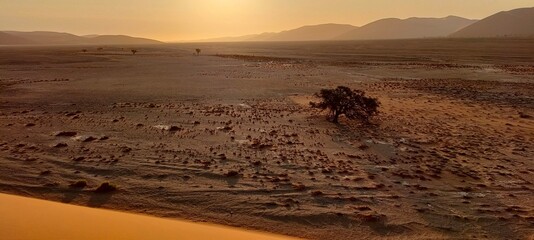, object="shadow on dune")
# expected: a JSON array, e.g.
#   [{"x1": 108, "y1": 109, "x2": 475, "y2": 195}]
[
  {"x1": 61, "y1": 190, "x2": 82, "y2": 203},
  {"x1": 88, "y1": 192, "x2": 114, "y2": 207}
]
